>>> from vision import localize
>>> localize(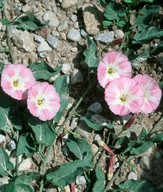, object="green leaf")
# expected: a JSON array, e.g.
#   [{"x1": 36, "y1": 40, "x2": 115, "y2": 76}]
[
  {"x1": 0, "y1": 90, "x2": 12, "y2": 132},
  {"x1": 0, "y1": 18, "x2": 11, "y2": 25},
  {"x1": 104, "y1": 1, "x2": 126, "y2": 21},
  {"x1": 131, "y1": 5, "x2": 160, "y2": 31},
  {"x1": 16, "y1": 133, "x2": 37, "y2": 157},
  {"x1": 130, "y1": 141, "x2": 154, "y2": 155},
  {"x1": 28, "y1": 116, "x2": 56, "y2": 146},
  {"x1": 83, "y1": 37, "x2": 99, "y2": 68},
  {"x1": 67, "y1": 134, "x2": 92, "y2": 162},
  {"x1": 0, "y1": 107, "x2": 12, "y2": 132},
  {"x1": 46, "y1": 160, "x2": 93, "y2": 187},
  {"x1": 133, "y1": 27, "x2": 163, "y2": 44},
  {"x1": 14, "y1": 14, "x2": 49, "y2": 31},
  {"x1": 2, "y1": 172, "x2": 40, "y2": 192},
  {"x1": 104, "y1": 2, "x2": 119, "y2": 21},
  {"x1": 152, "y1": 133, "x2": 163, "y2": 143},
  {"x1": 15, "y1": 172, "x2": 40, "y2": 185},
  {"x1": 119, "y1": 179, "x2": 155, "y2": 192},
  {"x1": 0, "y1": 148, "x2": 13, "y2": 176},
  {"x1": 53, "y1": 75, "x2": 68, "y2": 123},
  {"x1": 29, "y1": 61, "x2": 62, "y2": 80},
  {"x1": 2, "y1": 182, "x2": 34, "y2": 192},
  {"x1": 116, "y1": 20, "x2": 126, "y2": 28},
  {"x1": 159, "y1": 82, "x2": 163, "y2": 89},
  {"x1": 80, "y1": 116, "x2": 104, "y2": 131},
  {"x1": 92, "y1": 168, "x2": 105, "y2": 192},
  {"x1": 103, "y1": 20, "x2": 112, "y2": 27},
  {"x1": 114, "y1": 136, "x2": 130, "y2": 150}
]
